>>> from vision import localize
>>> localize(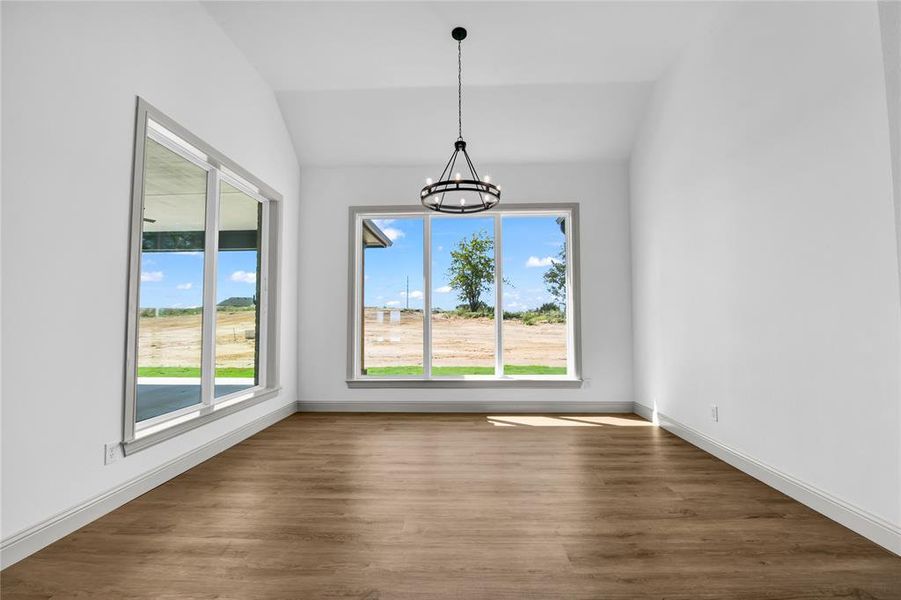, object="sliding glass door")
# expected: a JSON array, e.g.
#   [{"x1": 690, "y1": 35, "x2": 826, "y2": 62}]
[
  {"x1": 135, "y1": 137, "x2": 209, "y2": 422},
  {"x1": 127, "y1": 109, "x2": 276, "y2": 439}
]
